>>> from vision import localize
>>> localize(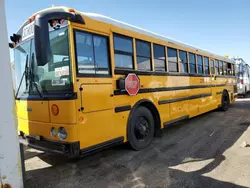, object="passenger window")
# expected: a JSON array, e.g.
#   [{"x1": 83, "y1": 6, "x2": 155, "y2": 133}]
[
  {"x1": 189, "y1": 53, "x2": 196, "y2": 73},
  {"x1": 75, "y1": 31, "x2": 110, "y2": 75},
  {"x1": 197, "y1": 55, "x2": 203, "y2": 74},
  {"x1": 204, "y1": 57, "x2": 209, "y2": 74},
  {"x1": 224, "y1": 62, "x2": 227, "y2": 75},
  {"x1": 215, "y1": 60, "x2": 219, "y2": 75},
  {"x1": 179, "y1": 50, "x2": 188, "y2": 73},
  {"x1": 136, "y1": 40, "x2": 151, "y2": 71},
  {"x1": 153, "y1": 44, "x2": 166, "y2": 71},
  {"x1": 232, "y1": 64, "x2": 235, "y2": 76},
  {"x1": 219, "y1": 61, "x2": 223, "y2": 75},
  {"x1": 114, "y1": 34, "x2": 133, "y2": 69},
  {"x1": 210, "y1": 59, "x2": 215, "y2": 74},
  {"x1": 167, "y1": 48, "x2": 178, "y2": 72},
  {"x1": 227, "y1": 63, "x2": 232, "y2": 75}
]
